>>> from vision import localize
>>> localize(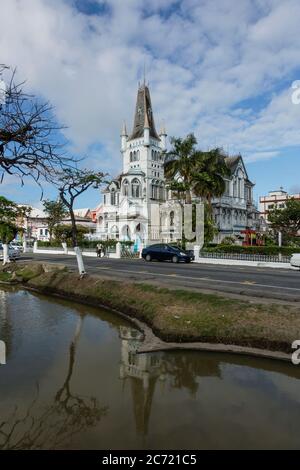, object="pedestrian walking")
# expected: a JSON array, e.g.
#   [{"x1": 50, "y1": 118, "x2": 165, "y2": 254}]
[{"x1": 96, "y1": 243, "x2": 102, "y2": 258}]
